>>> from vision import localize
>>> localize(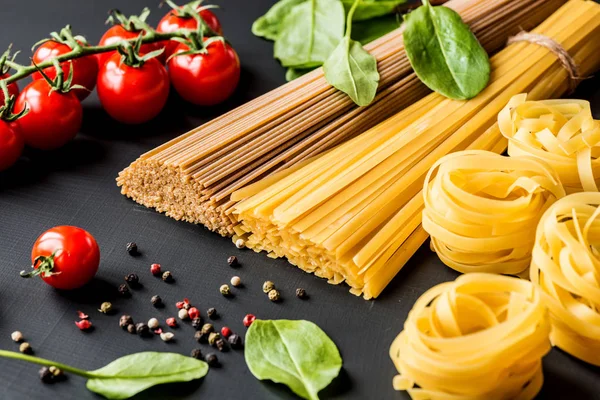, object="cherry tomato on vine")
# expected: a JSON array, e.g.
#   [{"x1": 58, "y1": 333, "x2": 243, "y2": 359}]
[
  {"x1": 22, "y1": 226, "x2": 100, "y2": 290},
  {"x1": 97, "y1": 25, "x2": 162, "y2": 68},
  {"x1": 14, "y1": 80, "x2": 82, "y2": 150},
  {"x1": 0, "y1": 121, "x2": 23, "y2": 172},
  {"x1": 168, "y1": 40, "x2": 240, "y2": 106},
  {"x1": 157, "y1": 6, "x2": 222, "y2": 61},
  {"x1": 97, "y1": 52, "x2": 170, "y2": 124},
  {"x1": 31, "y1": 40, "x2": 98, "y2": 100},
  {"x1": 0, "y1": 73, "x2": 19, "y2": 104}
]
